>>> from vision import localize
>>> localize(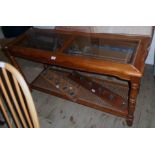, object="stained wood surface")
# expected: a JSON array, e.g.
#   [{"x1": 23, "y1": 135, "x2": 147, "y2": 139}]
[
  {"x1": 0, "y1": 30, "x2": 152, "y2": 127},
  {"x1": 68, "y1": 71, "x2": 125, "y2": 108},
  {"x1": 4, "y1": 28, "x2": 151, "y2": 81},
  {"x1": 0, "y1": 51, "x2": 155, "y2": 127},
  {"x1": 31, "y1": 67, "x2": 128, "y2": 117}
]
